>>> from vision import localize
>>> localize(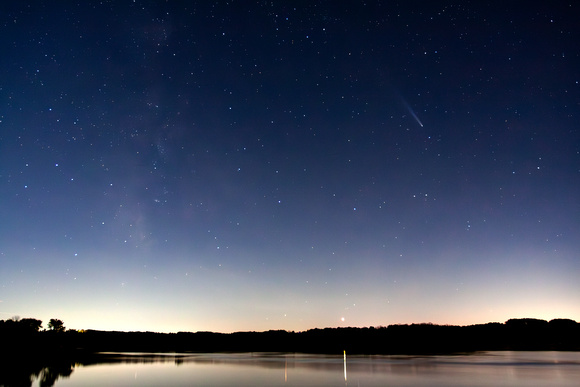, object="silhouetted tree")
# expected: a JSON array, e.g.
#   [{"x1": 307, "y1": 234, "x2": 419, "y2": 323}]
[
  {"x1": 21, "y1": 318, "x2": 43, "y2": 332},
  {"x1": 48, "y1": 319, "x2": 65, "y2": 333}
]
